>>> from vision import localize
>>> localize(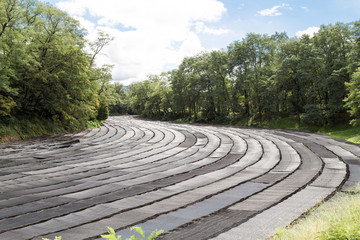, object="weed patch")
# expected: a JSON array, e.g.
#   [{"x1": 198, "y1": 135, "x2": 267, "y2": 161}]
[
  {"x1": 271, "y1": 185, "x2": 360, "y2": 240},
  {"x1": 42, "y1": 226, "x2": 163, "y2": 240}
]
